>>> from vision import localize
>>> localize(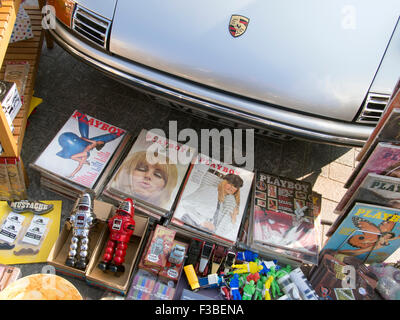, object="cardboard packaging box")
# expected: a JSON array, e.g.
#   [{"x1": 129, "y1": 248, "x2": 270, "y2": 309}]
[
  {"x1": 158, "y1": 240, "x2": 189, "y2": 282},
  {"x1": 0, "y1": 80, "x2": 22, "y2": 132},
  {"x1": 137, "y1": 230, "x2": 189, "y2": 284},
  {"x1": 47, "y1": 199, "x2": 114, "y2": 280},
  {"x1": 143, "y1": 224, "x2": 176, "y2": 269},
  {"x1": 85, "y1": 213, "x2": 149, "y2": 295},
  {"x1": 138, "y1": 230, "x2": 163, "y2": 275}
]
